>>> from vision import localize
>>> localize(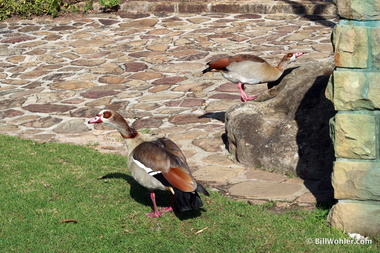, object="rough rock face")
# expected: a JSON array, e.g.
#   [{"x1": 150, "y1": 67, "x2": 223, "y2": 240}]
[{"x1": 225, "y1": 61, "x2": 335, "y2": 180}]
